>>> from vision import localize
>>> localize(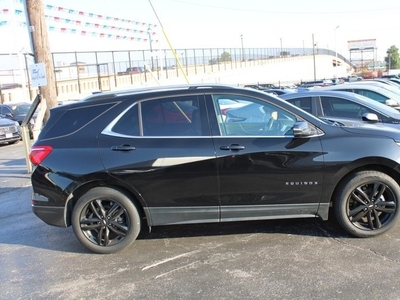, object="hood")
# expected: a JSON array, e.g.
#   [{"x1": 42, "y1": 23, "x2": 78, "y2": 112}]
[
  {"x1": 319, "y1": 116, "x2": 400, "y2": 139},
  {"x1": 340, "y1": 123, "x2": 400, "y2": 140},
  {"x1": 0, "y1": 117, "x2": 17, "y2": 126}
]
